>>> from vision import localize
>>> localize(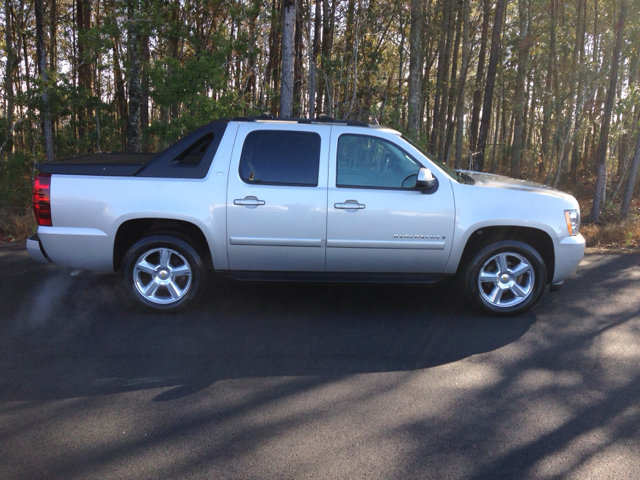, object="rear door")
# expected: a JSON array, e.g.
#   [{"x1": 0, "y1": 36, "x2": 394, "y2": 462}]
[{"x1": 226, "y1": 123, "x2": 330, "y2": 271}]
